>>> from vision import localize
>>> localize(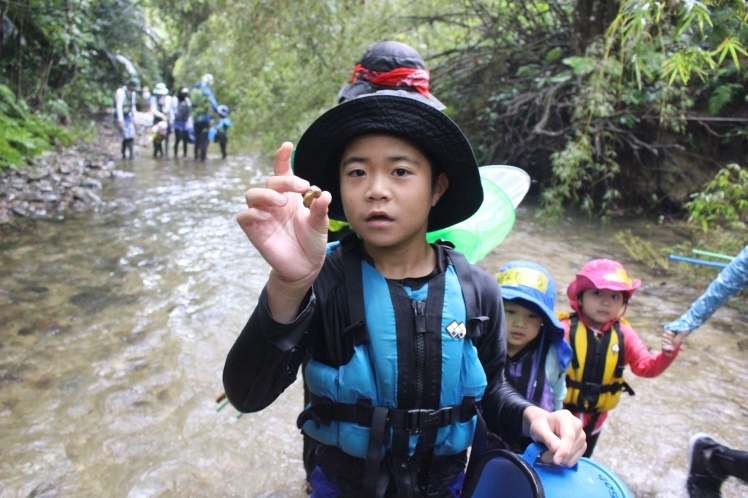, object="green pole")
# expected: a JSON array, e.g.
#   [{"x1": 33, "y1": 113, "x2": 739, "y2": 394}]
[{"x1": 692, "y1": 249, "x2": 734, "y2": 261}]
